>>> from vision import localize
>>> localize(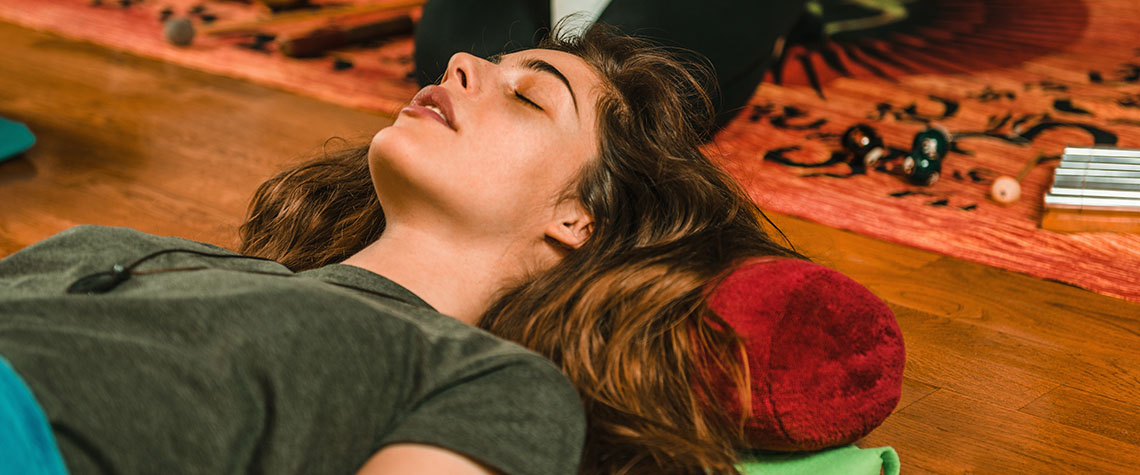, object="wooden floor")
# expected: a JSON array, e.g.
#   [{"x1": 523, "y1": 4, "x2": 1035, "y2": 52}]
[{"x1": 3, "y1": 21, "x2": 1140, "y2": 474}]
